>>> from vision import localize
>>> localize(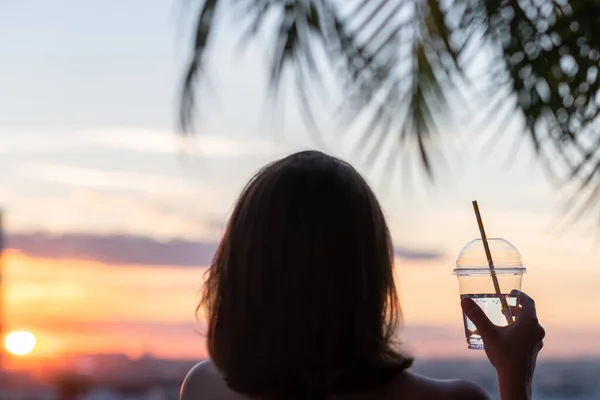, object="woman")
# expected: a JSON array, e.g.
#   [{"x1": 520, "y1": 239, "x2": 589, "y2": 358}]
[{"x1": 181, "y1": 151, "x2": 544, "y2": 400}]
